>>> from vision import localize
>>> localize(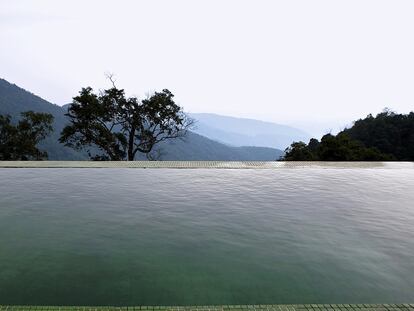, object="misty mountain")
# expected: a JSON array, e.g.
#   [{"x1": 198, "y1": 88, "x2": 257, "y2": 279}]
[
  {"x1": 0, "y1": 79, "x2": 85, "y2": 159},
  {"x1": 0, "y1": 78, "x2": 283, "y2": 160},
  {"x1": 190, "y1": 113, "x2": 311, "y2": 150},
  {"x1": 152, "y1": 132, "x2": 282, "y2": 160}
]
